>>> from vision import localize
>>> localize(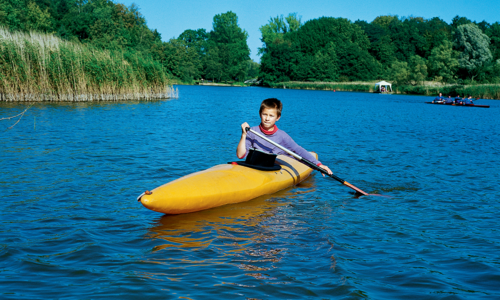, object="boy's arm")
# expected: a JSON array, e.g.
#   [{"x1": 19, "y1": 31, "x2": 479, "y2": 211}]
[
  {"x1": 283, "y1": 136, "x2": 333, "y2": 176},
  {"x1": 282, "y1": 134, "x2": 321, "y2": 165},
  {"x1": 237, "y1": 122, "x2": 250, "y2": 158}
]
